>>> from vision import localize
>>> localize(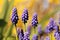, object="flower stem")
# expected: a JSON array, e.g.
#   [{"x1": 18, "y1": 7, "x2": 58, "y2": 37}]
[
  {"x1": 3, "y1": 24, "x2": 13, "y2": 40},
  {"x1": 34, "y1": 27, "x2": 36, "y2": 34},
  {"x1": 25, "y1": 23, "x2": 26, "y2": 32},
  {"x1": 15, "y1": 24, "x2": 18, "y2": 40}
]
